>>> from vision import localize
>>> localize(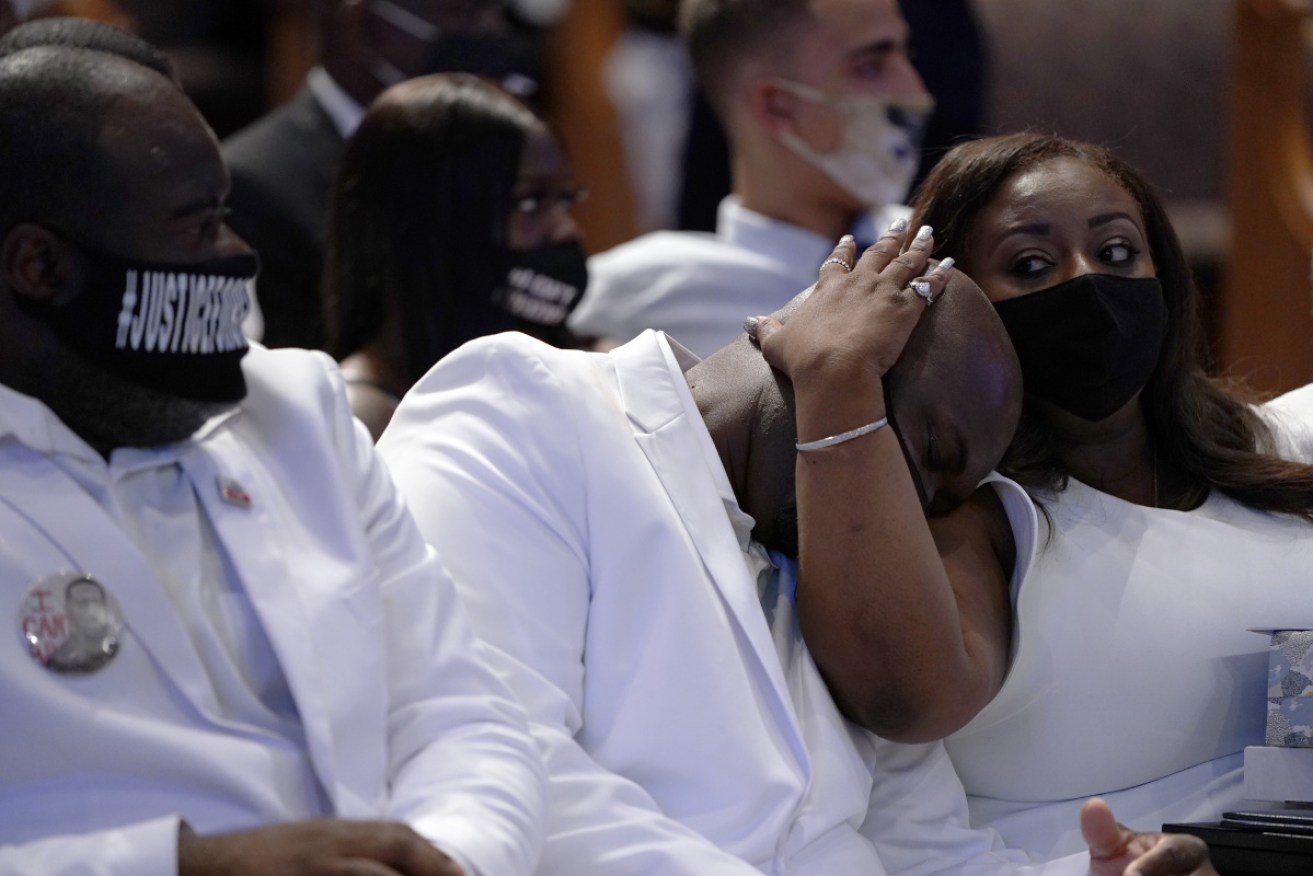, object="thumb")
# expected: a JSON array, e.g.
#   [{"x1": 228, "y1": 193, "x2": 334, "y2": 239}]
[
  {"x1": 744, "y1": 314, "x2": 783, "y2": 350},
  {"x1": 1082, "y1": 798, "x2": 1133, "y2": 861}
]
